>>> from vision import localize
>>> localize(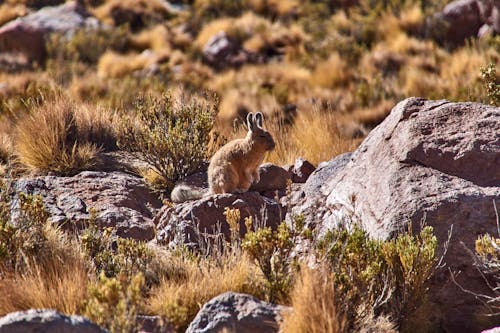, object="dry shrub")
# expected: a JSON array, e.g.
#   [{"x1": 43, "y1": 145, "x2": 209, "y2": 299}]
[
  {"x1": 97, "y1": 51, "x2": 166, "y2": 78},
  {"x1": 281, "y1": 265, "x2": 347, "y2": 333},
  {"x1": 147, "y1": 253, "x2": 265, "y2": 331}
]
